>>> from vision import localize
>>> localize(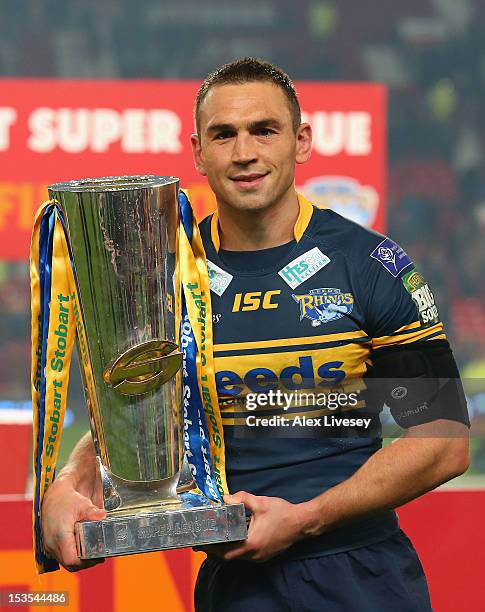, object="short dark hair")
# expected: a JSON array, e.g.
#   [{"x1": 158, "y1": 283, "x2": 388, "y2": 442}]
[{"x1": 195, "y1": 57, "x2": 301, "y2": 135}]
